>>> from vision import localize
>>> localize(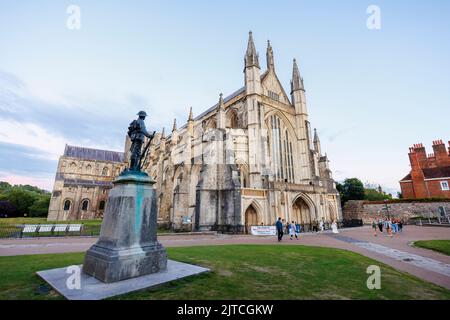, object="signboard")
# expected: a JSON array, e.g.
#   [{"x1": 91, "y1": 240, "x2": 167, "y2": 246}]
[
  {"x1": 250, "y1": 226, "x2": 276, "y2": 236},
  {"x1": 182, "y1": 216, "x2": 192, "y2": 225}
]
